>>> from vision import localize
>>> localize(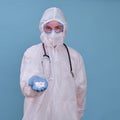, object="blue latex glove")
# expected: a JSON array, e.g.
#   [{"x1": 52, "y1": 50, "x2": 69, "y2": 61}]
[{"x1": 28, "y1": 76, "x2": 48, "y2": 92}]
